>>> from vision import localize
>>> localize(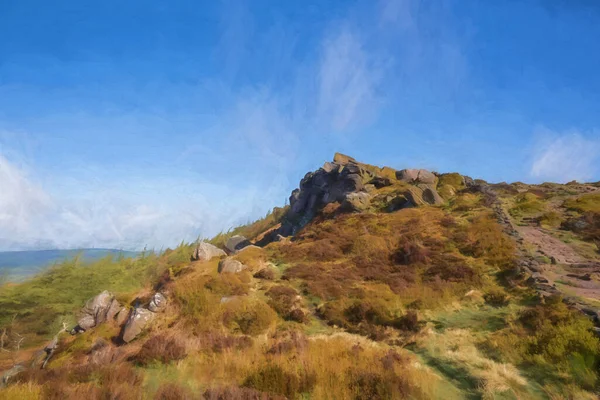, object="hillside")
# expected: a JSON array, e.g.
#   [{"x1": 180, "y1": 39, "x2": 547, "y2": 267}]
[
  {"x1": 0, "y1": 249, "x2": 140, "y2": 281},
  {"x1": 1, "y1": 153, "x2": 599, "y2": 399}
]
